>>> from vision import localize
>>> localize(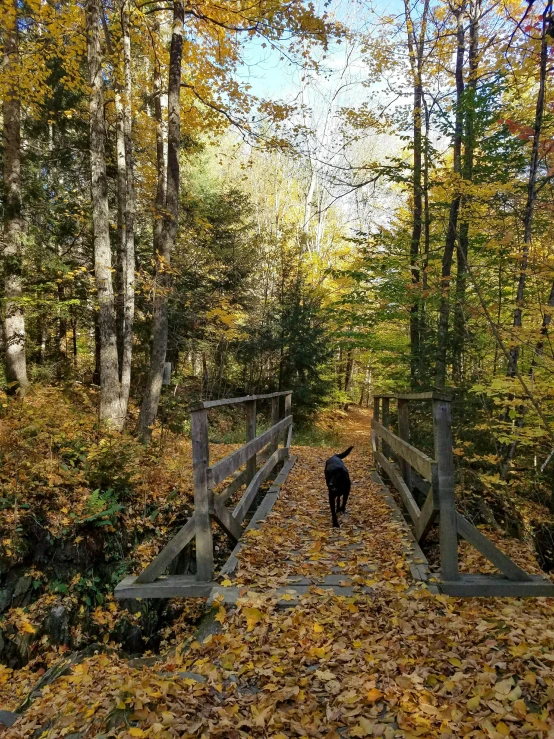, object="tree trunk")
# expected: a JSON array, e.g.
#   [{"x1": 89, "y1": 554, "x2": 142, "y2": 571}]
[
  {"x1": 506, "y1": 3, "x2": 549, "y2": 380},
  {"x1": 2, "y1": 0, "x2": 29, "y2": 395},
  {"x1": 499, "y1": 2, "x2": 551, "y2": 477},
  {"x1": 137, "y1": 0, "x2": 184, "y2": 442},
  {"x1": 452, "y1": 0, "x2": 480, "y2": 384},
  {"x1": 435, "y1": 5, "x2": 465, "y2": 390},
  {"x1": 120, "y1": 0, "x2": 135, "y2": 418},
  {"x1": 86, "y1": 0, "x2": 124, "y2": 428},
  {"x1": 404, "y1": 0, "x2": 429, "y2": 388}
]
